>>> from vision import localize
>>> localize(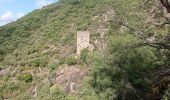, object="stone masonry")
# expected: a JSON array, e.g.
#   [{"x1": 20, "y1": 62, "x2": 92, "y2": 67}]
[{"x1": 77, "y1": 31, "x2": 90, "y2": 55}]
